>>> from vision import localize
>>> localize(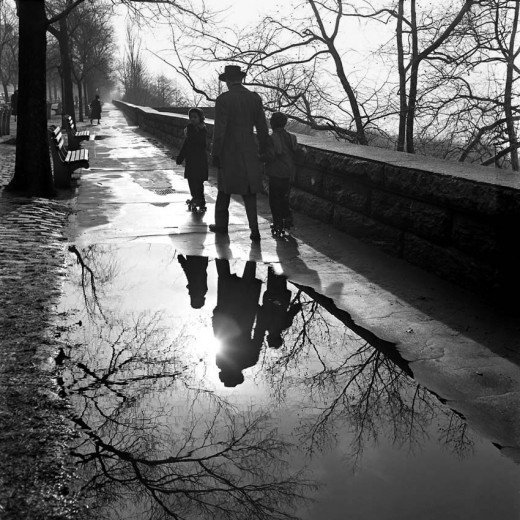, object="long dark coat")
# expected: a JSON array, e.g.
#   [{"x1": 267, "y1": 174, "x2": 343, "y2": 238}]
[
  {"x1": 177, "y1": 123, "x2": 209, "y2": 181},
  {"x1": 211, "y1": 84, "x2": 269, "y2": 195},
  {"x1": 89, "y1": 98, "x2": 101, "y2": 120},
  {"x1": 212, "y1": 260, "x2": 262, "y2": 380}
]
